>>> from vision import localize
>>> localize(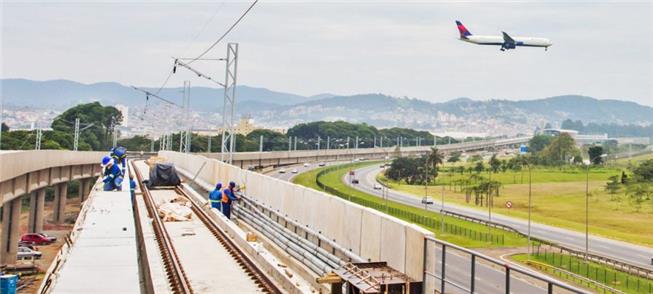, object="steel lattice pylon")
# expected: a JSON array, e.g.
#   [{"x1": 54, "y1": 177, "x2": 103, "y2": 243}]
[
  {"x1": 73, "y1": 117, "x2": 80, "y2": 151},
  {"x1": 221, "y1": 43, "x2": 238, "y2": 164},
  {"x1": 179, "y1": 81, "x2": 191, "y2": 153}
]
